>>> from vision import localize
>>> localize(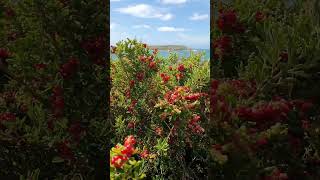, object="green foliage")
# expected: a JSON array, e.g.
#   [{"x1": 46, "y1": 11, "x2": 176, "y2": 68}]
[
  {"x1": 0, "y1": 0, "x2": 108, "y2": 178},
  {"x1": 111, "y1": 39, "x2": 210, "y2": 179}
]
